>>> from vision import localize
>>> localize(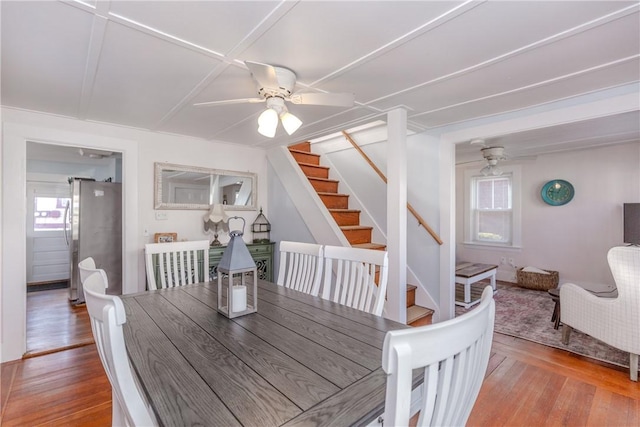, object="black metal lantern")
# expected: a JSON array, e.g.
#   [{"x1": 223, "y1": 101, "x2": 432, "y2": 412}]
[
  {"x1": 217, "y1": 217, "x2": 257, "y2": 319},
  {"x1": 251, "y1": 208, "x2": 271, "y2": 243}
]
